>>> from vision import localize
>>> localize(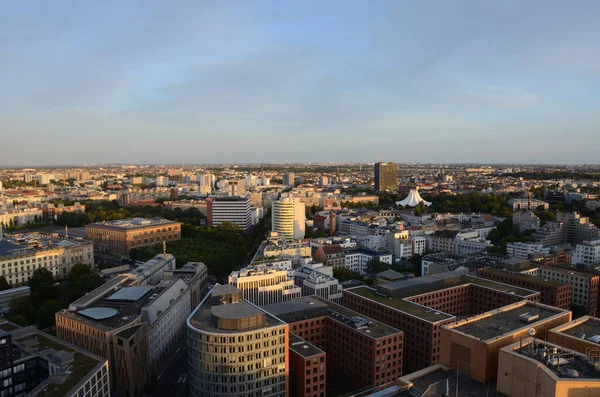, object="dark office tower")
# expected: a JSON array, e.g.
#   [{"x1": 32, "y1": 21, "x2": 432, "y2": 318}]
[{"x1": 374, "y1": 162, "x2": 398, "y2": 192}]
